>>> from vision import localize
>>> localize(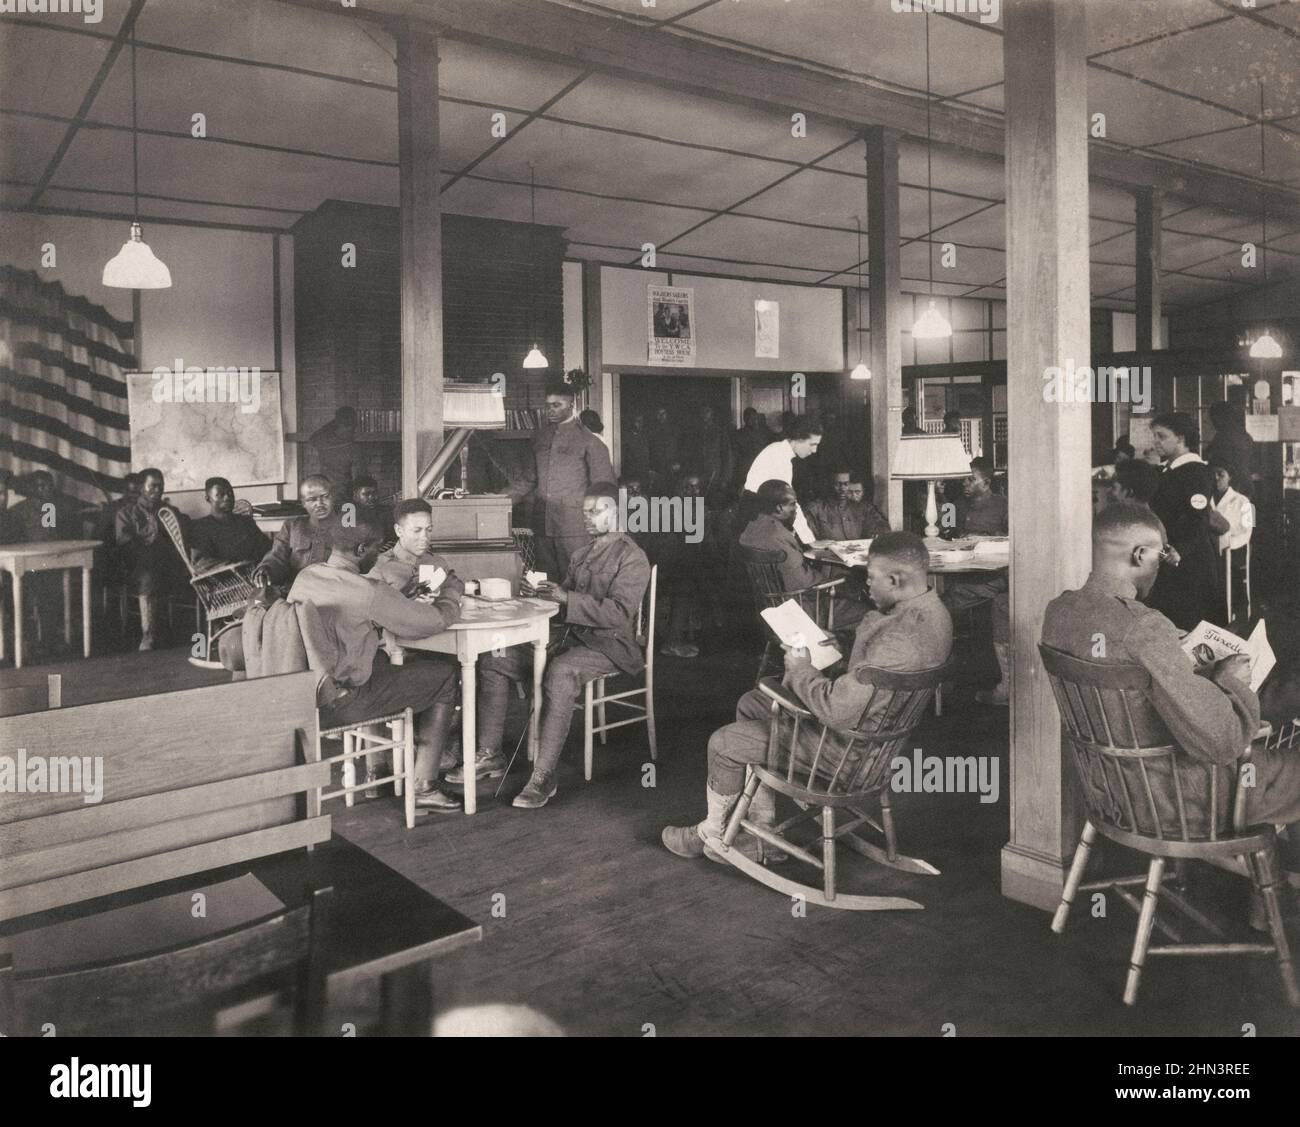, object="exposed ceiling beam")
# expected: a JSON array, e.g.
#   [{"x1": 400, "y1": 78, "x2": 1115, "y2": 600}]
[{"x1": 270, "y1": 0, "x2": 1300, "y2": 220}]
